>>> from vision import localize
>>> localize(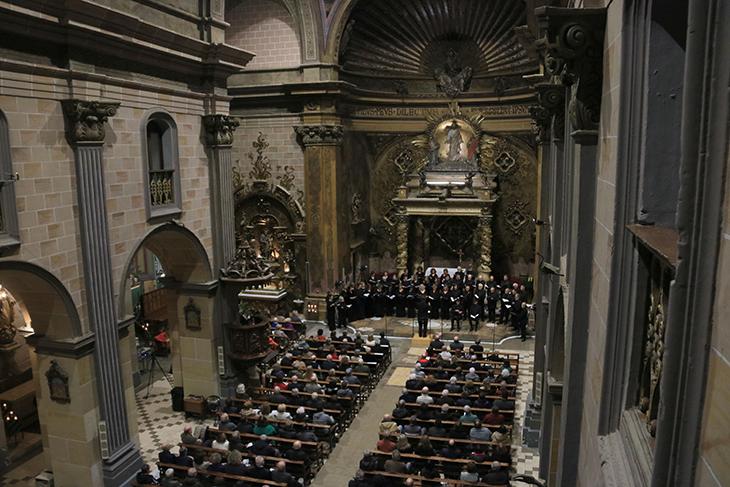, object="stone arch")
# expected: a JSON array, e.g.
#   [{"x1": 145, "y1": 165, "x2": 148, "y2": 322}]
[
  {"x1": 323, "y1": 0, "x2": 358, "y2": 63},
  {"x1": 0, "y1": 260, "x2": 83, "y2": 340},
  {"x1": 226, "y1": 0, "x2": 303, "y2": 69},
  {"x1": 117, "y1": 223, "x2": 213, "y2": 319}
]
